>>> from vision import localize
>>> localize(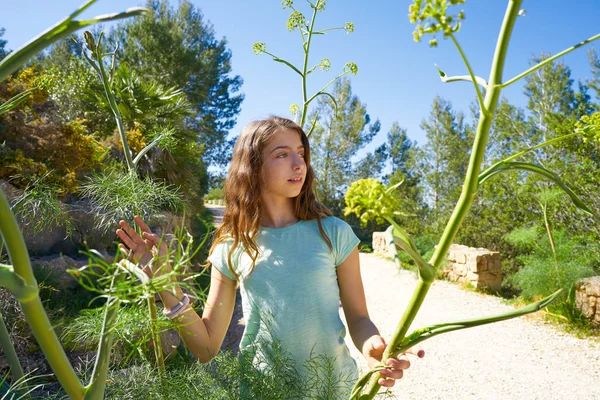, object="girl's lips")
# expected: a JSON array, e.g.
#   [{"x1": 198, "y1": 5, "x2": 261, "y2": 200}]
[{"x1": 287, "y1": 177, "x2": 303, "y2": 184}]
